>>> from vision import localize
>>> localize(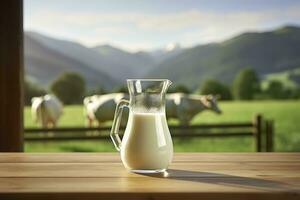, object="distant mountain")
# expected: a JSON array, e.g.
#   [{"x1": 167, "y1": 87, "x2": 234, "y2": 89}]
[
  {"x1": 25, "y1": 31, "x2": 184, "y2": 89},
  {"x1": 147, "y1": 25, "x2": 300, "y2": 88},
  {"x1": 139, "y1": 43, "x2": 184, "y2": 63},
  {"x1": 27, "y1": 32, "x2": 145, "y2": 85},
  {"x1": 24, "y1": 33, "x2": 117, "y2": 89},
  {"x1": 92, "y1": 44, "x2": 157, "y2": 77},
  {"x1": 25, "y1": 26, "x2": 300, "y2": 90}
]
